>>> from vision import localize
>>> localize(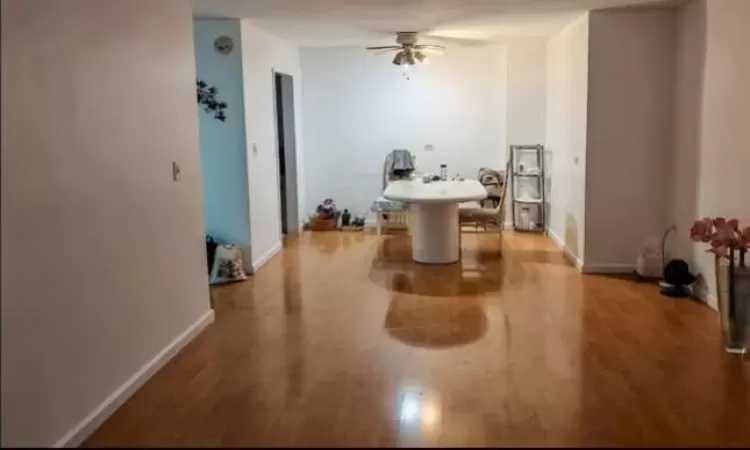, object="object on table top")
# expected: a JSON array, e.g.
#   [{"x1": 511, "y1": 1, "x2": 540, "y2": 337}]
[{"x1": 421, "y1": 174, "x2": 442, "y2": 183}]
